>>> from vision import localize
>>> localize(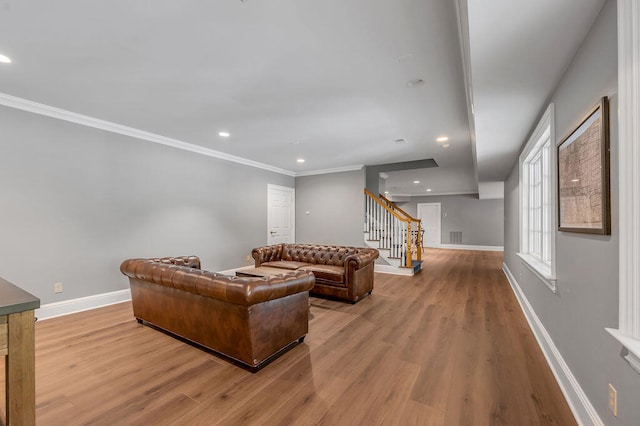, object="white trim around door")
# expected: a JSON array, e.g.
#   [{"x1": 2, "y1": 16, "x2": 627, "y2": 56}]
[
  {"x1": 267, "y1": 184, "x2": 295, "y2": 244},
  {"x1": 417, "y1": 202, "x2": 442, "y2": 246}
]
